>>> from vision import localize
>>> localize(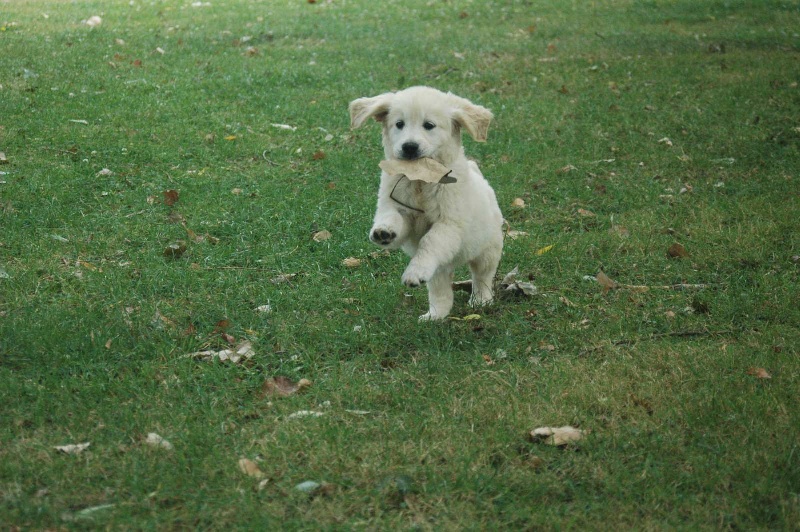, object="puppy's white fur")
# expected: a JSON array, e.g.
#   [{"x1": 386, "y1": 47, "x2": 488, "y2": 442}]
[{"x1": 349, "y1": 86, "x2": 503, "y2": 320}]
